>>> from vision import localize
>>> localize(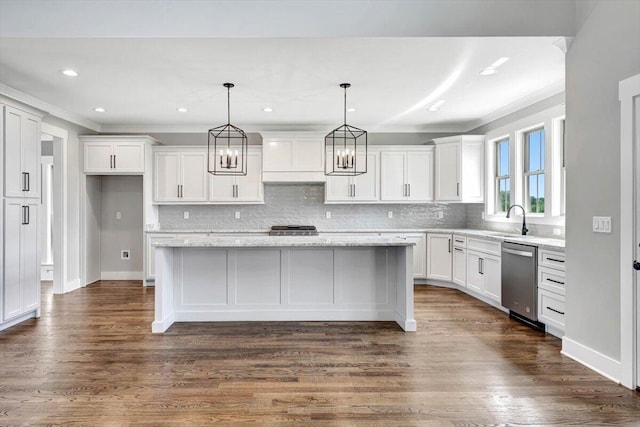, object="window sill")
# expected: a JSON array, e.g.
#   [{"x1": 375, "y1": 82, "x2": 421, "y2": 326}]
[{"x1": 485, "y1": 213, "x2": 566, "y2": 227}]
